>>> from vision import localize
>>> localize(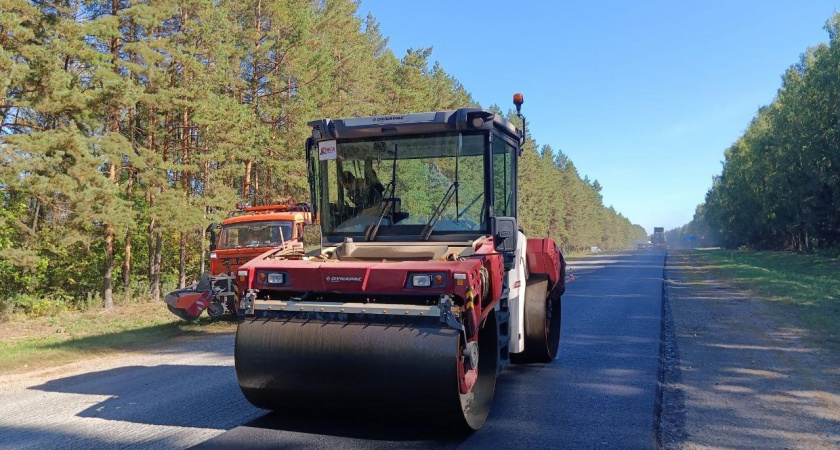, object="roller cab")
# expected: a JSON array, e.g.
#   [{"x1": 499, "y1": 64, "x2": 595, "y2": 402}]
[{"x1": 235, "y1": 100, "x2": 565, "y2": 431}]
